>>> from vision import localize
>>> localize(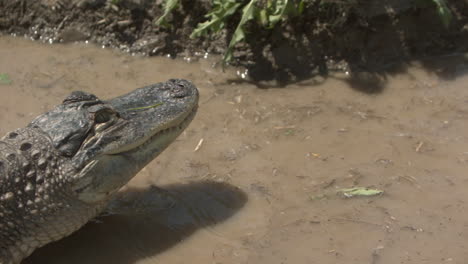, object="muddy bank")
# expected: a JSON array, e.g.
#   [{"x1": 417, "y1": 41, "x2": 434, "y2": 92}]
[{"x1": 1, "y1": 0, "x2": 468, "y2": 85}]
